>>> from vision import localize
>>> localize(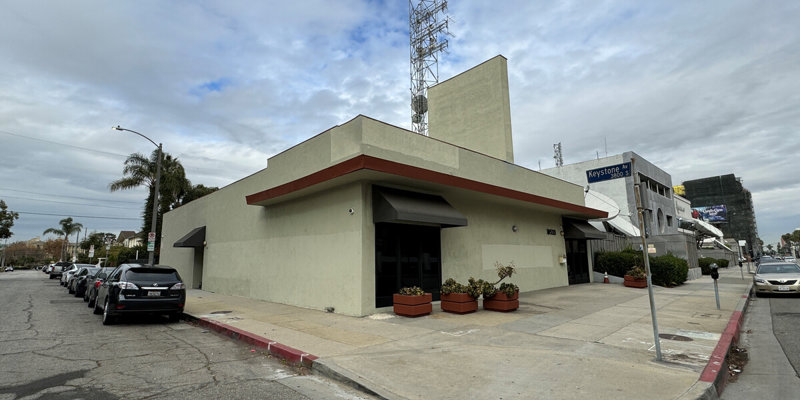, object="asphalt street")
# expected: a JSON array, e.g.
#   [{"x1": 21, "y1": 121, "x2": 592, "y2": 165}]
[{"x1": 0, "y1": 270, "x2": 374, "y2": 400}]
